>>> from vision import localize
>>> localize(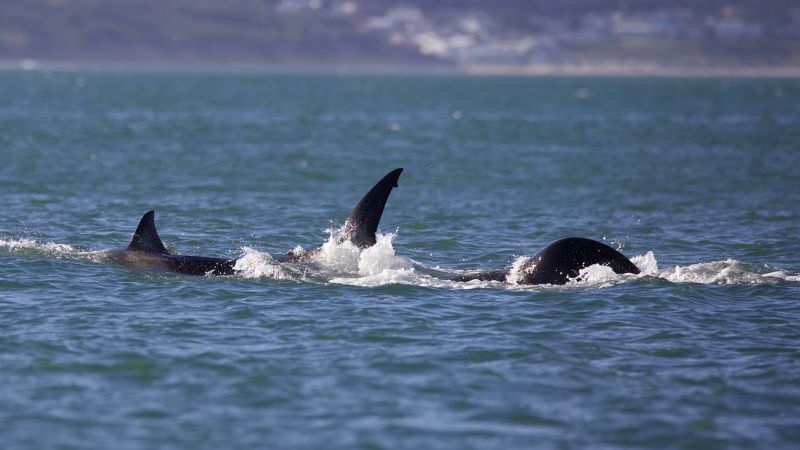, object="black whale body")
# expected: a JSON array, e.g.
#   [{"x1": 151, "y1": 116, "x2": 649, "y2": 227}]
[
  {"x1": 280, "y1": 167, "x2": 403, "y2": 261},
  {"x1": 110, "y1": 210, "x2": 238, "y2": 275},
  {"x1": 451, "y1": 237, "x2": 640, "y2": 285},
  {"x1": 106, "y1": 166, "x2": 640, "y2": 285},
  {"x1": 109, "y1": 168, "x2": 404, "y2": 275}
]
